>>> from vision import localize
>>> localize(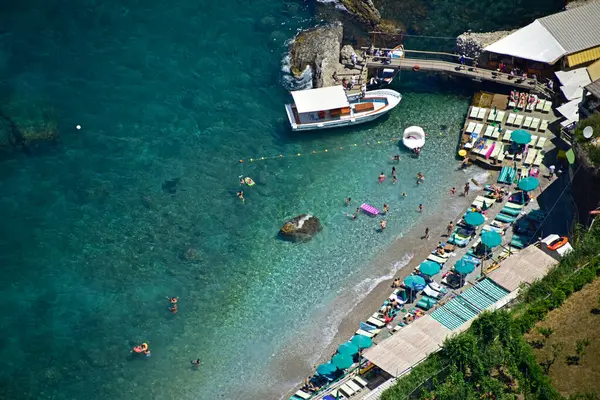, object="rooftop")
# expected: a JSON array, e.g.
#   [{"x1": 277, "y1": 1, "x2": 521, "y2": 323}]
[
  {"x1": 538, "y1": 2, "x2": 600, "y2": 54},
  {"x1": 290, "y1": 86, "x2": 349, "y2": 114},
  {"x1": 585, "y1": 79, "x2": 600, "y2": 99}
]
